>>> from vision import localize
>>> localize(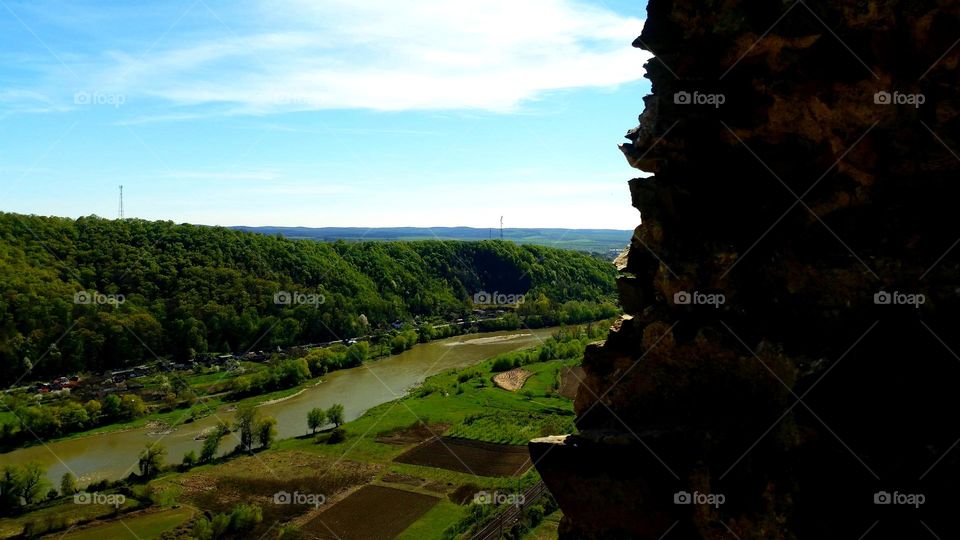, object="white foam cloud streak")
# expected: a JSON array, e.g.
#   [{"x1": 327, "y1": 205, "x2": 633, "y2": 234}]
[{"x1": 88, "y1": 0, "x2": 649, "y2": 113}]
